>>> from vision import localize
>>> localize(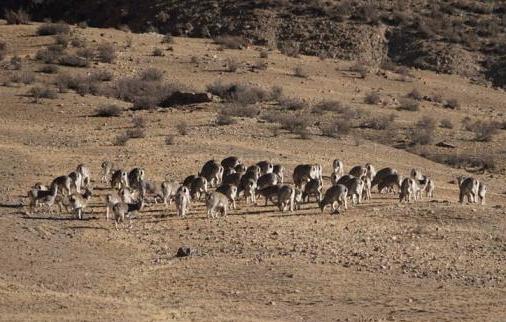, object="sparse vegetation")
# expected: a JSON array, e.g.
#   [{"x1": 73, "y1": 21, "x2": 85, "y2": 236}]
[
  {"x1": 161, "y1": 34, "x2": 174, "y2": 44},
  {"x1": 259, "y1": 50, "x2": 269, "y2": 59},
  {"x1": 225, "y1": 58, "x2": 241, "y2": 72},
  {"x1": 176, "y1": 121, "x2": 189, "y2": 135},
  {"x1": 126, "y1": 128, "x2": 146, "y2": 139},
  {"x1": 409, "y1": 116, "x2": 436, "y2": 145},
  {"x1": 444, "y1": 98, "x2": 460, "y2": 109},
  {"x1": 365, "y1": 92, "x2": 381, "y2": 105},
  {"x1": 59, "y1": 54, "x2": 90, "y2": 67},
  {"x1": 215, "y1": 113, "x2": 237, "y2": 126},
  {"x1": 35, "y1": 45, "x2": 65, "y2": 64},
  {"x1": 4, "y1": 9, "x2": 31, "y2": 25},
  {"x1": 253, "y1": 60, "x2": 268, "y2": 71},
  {"x1": 440, "y1": 119, "x2": 454, "y2": 129},
  {"x1": 152, "y1": 47, "x2": 164, "y2": 56},
  {"x1": 350, "y1": 63, "x2": 369, "y2": 78},
  {"x1": 468, "y1": 120, "x2": 499, "y2": 142},
  {"x1": 165, "y1": 134, "x2": 176, "y2": 145},
  {"x1": 0, "y1": 41, "x2": 6, "y2": 61},
  {"x1": 132, "y1": 116, "x2": 146, "y2": 128},
  {"x1": 407, "y1": 88, "x2": 423, "y2": 101},
  {"x1": 359, "y1": 114, "x2": 395, "y2": 130},
  {"x1": 28, "y1": 86, "x2": 57, "y2": 102},
  {"x1": 207, "y1": 81, "x2": 275, "y2": 105},
  {"x1": 53, "y1": 34, "x2": 69, "y2": 47},
  {"x1": 10, "y1": 71, "x2": 36, "y2": 84},
  {"x1": 95, "y1": 105, "x2": 122, "y2": 117},
  {"x1": 293, "y1": 65, "x2": 309, "y2": 78},
  {"x1": 220, "y1": 103, "x2": 259, "y2": 118},
  {"x1": 10, "y1": 56, "x2": 22, "y2": 70},
  {"x1": 40, "y1": 64, "x2": 59, "y2": 74},
  {"x1": 97, "y1": 43, "x2": 116, "y2": 63},
  {"x1": 278, "y1": 97, "x2": 306, "y2": 111},
  {"x1": 114, "y1": 133, "x2": 130, "y2": 146},
  {"x1": 37, "y1": 23, "x2": 70, "y2": 36},
  {"x1": 279, "y1": 42, "x2": 300, "y2": 58},
  {"x1": 398, "y1": 98, "x2": 420, "y2": 111},
  {"x1": 312, "y1": 100, "x2": 345, "y2": 114},
  {"x1": 320, "y1": 120, "x2": 352, "y2": 138},
  {"x1": 140, "y1": 68, "x2": 164, "y2": 81},
  {"x1": 214, "y1": 35, "x2": 248, "y2": 49},
  {"x1": 89, "y1": 70, "x2": 113, "y2": 82}
]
